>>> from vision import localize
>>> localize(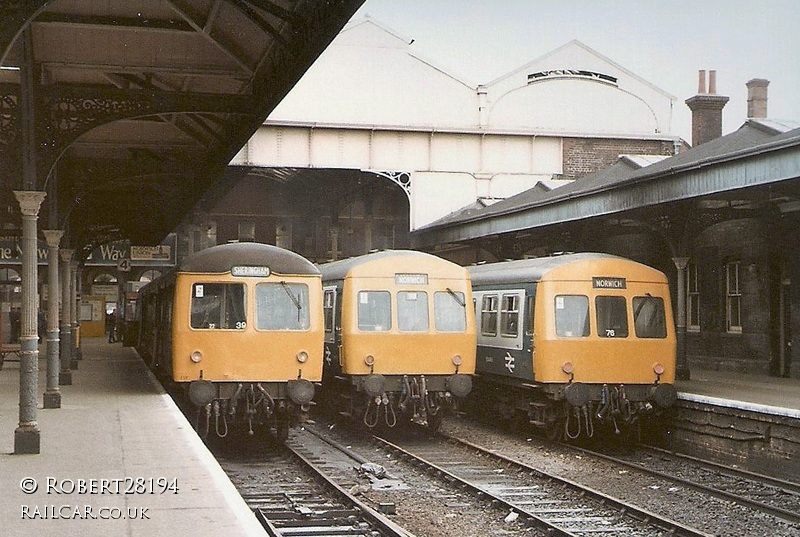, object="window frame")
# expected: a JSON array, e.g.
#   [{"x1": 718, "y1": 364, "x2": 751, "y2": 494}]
[
  {"x1": 254, "y1": 281, "x2": 310, "y2": 331},
  {"x1": 554, "y1": 294, "x2": 591, "y2": 338},
  {"x1": 687, "y1": 261, "x2": 700, "y2": 332},
  {"x1": 357, "y1": 290, "x2": 392, "y2": 332},
  {"x1": 500, "y1": 293, "x2": 522, "y2": 338},
  {"x1": 434, "y1": 290, "x2": 467, "y2": 333},
  {"x1": 190, "y1": 282, "x2": 247, "y2": 331},
  {"x1": 595, "y1": 295, "x2": 629, "y2": 338},
  {"x1": 726, "y1": 261, "x2": 742, "y2": 333},
  {"x1": 397, "y1": 290, "x2": 430, "y2": 332},
  {"x1": 480, "y1": 294, "x2": 498, "y2": 337},
  {"x1": 474, "y1": 289, "x2": 526, "y2": 350},
  {"x1": 632, "y1": 295, "x2": 668, "y2": 339}
]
